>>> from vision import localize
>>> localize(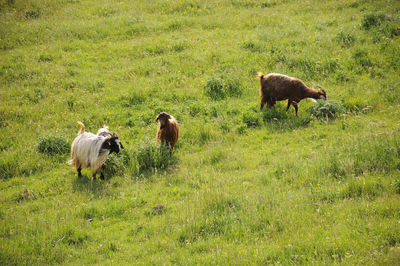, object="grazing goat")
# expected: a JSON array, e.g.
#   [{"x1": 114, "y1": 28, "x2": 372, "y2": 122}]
[
  {"x1": 258, "y1": 72, "x2": 327, "y2": 115},
  {"x1": 70, "y1": 122, "x2": 123, "y2": 180},
  {"x1": 156, "y1": 112, "x2": 179, "y2": 150}
]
